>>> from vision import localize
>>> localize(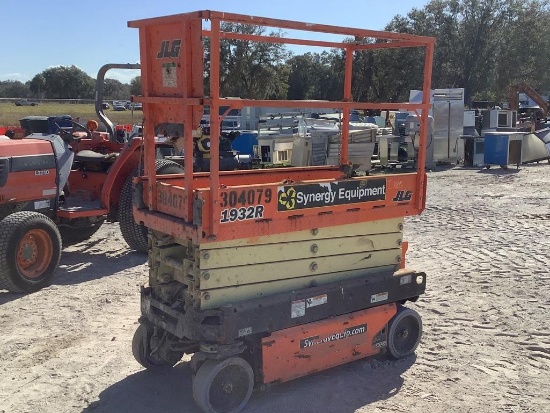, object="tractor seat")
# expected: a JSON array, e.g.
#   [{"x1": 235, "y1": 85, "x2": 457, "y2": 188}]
[{"x1": 75, "y1": 150, "x2": 117, "y2": 163}]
